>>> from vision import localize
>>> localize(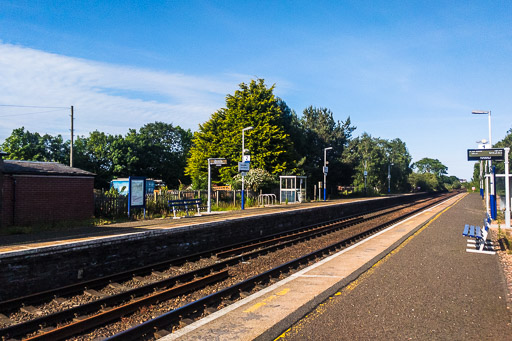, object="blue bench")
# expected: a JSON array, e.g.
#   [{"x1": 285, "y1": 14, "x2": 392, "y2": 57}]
[
  {"x1": 168, "y1": 199, "x2": 203, "y2": 219},
  {"x1": 462, "y1": 213, "x2": 495, "y2": 254},
  {"x1": 462, "y1": 224, "x2": 483, "y2": 239}
]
